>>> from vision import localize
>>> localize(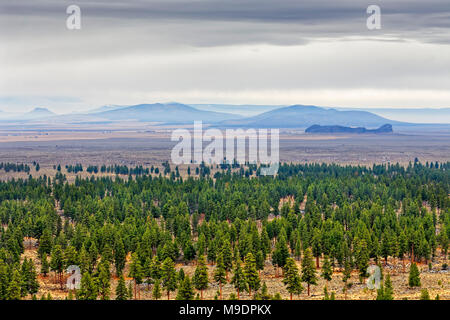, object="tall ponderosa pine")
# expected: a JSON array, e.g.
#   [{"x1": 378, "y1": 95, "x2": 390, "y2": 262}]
[
  {"x1": 221, "y1": 243, "x2": 233, "y2": 280},
  {"x1": 115, "y1": 273, "x2": 128, "y2": 300},
  {"x1": 161, "y1": 257, "x2": 178, "y2": 300},
  {"x1": 301, "y1": 248, "x2": 317, "y2": 296},
  {"x1": 7, "y1": 270, "x2": 22, "y2": 300},
  {"x1": 354, "y1": 239, "x2": 369, "y2": 283},
  {"x1": 214, "y1": 251, "x2": 227, "y2": 299},
  {"x1": 321, "y1": 255, "x2": 333, "y2": 285},
  {"x1": 272, "y1": 233, "x2": 289, "y2": 277},
  {"x1": 114, "y1": 239, "x2": 126, "y2": 277},
  {"x1": 282, "y1": 258, "x2": 303, "y2": 300},
  {"x1": 193, "y1": 255, "x2": 209, "y2": 299},
  {"x1": 21, "y1": 258, "x2": 39, "y2": 297},
  {"x1": 40, "y1": 253, "x2": 49, "y2": 277},
  {"x1": 311, "y1": 228, "x2": 322, "y2": 268},
  {"x1": 38, "y1": 229, "x2": 52, "y2": 256},
  {"x1": 50, "y1": 244, "x2": 64, "y2": 288},
  {"x1": 231, "y1": 258, "x2": 247, "y2": 300},
  {"x1": 128, "y1": 252, "x2": 144, "y2": 299},
  {"x1": 97, "y1": 261, "x2": 111, "y2": 300},
  {"x1": 243, "y1": 252, "x2": 260, "y2": 296}
]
